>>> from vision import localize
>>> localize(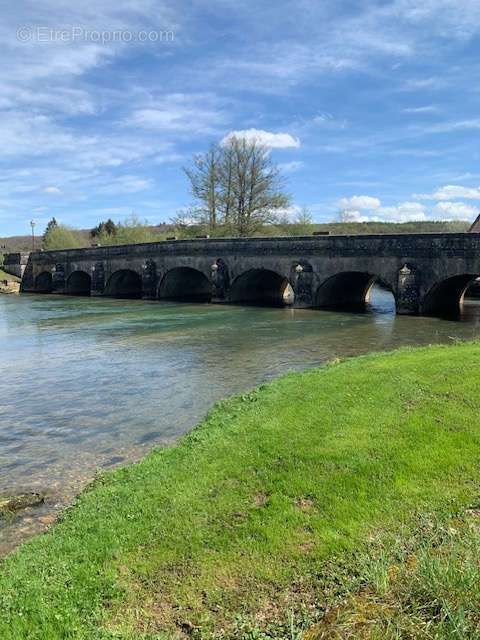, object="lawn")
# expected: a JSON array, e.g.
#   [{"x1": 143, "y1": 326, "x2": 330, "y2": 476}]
[{"x1": 1, "y1": 342, "x2": 480, "y2": 639}]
